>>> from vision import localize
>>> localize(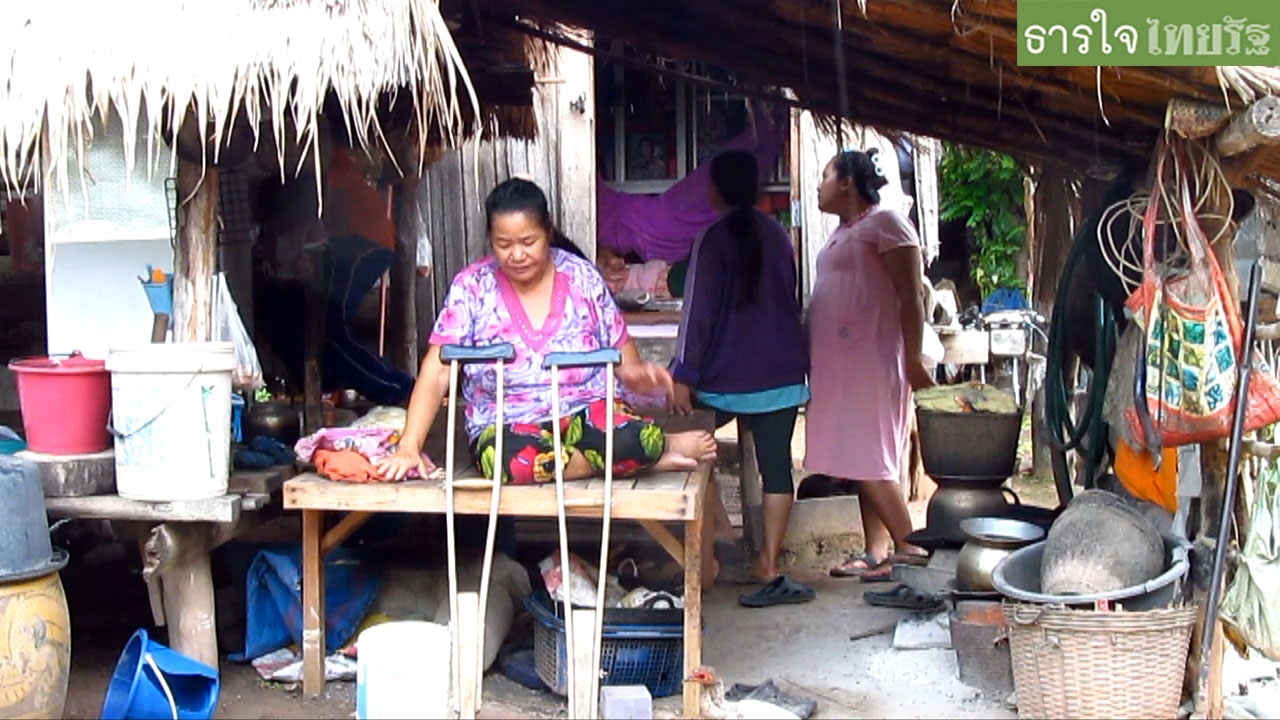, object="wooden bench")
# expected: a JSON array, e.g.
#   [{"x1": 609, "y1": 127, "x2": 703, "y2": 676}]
[
  {"x1": 43, "y1": 466, "x2": 292, "y2": 668},
  {"x1": 282, "y1": 410, "x2": 713, "y2": 718}
]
